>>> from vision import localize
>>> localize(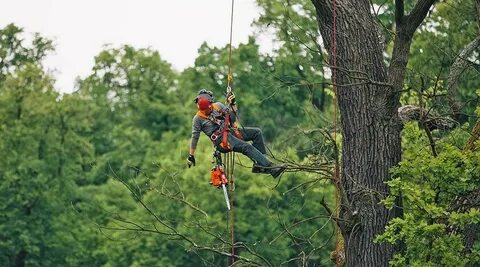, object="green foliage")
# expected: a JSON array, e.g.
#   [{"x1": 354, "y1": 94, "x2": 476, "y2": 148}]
[
  {"x1": 0, "y1": 64, "x2": 100, "y2": 266},
  {"x1": 79, "y1": 45, "x2": 186, "y2": 138},
  {"x1": 254, "y1": 0, "x2": 330, "y2": 114},
  {"x1": 0, "y1": 24, "x2": 53, "y2": 82},
  {"x1": 181, "y1": 39, "x2": 316, "y2": 140},
  {"x1": 405, "y1": 0, "x2": 480, "y2": 119},
  {"x1": 377, "y1": 123, "x2": 480, "y2": 267},
  {"x1": 0, "y1": 25, "x2": 106, "y2": 266},
  {"x1": 2, "y1": 0, "x2": 479, "y2": 263}
]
